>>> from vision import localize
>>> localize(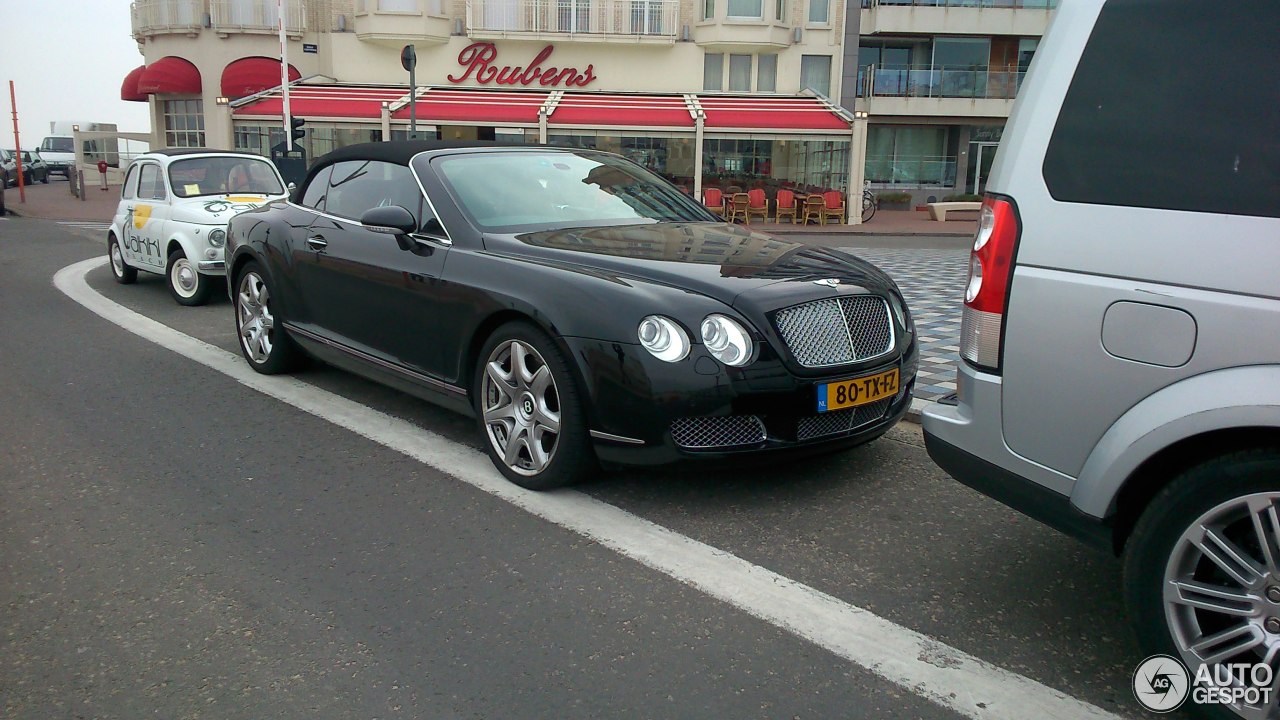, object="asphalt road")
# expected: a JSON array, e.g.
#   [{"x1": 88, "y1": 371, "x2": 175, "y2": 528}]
[{"x1": 1, "y1": 217, "x2": 1145, "y2": 719}]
